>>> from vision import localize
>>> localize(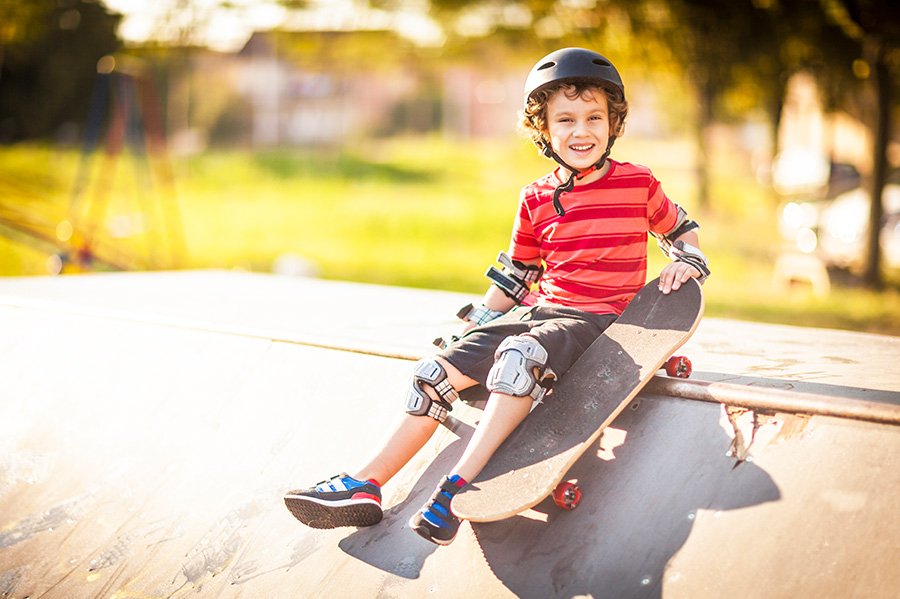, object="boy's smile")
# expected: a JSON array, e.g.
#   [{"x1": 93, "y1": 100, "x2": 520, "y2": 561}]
[{"x1": 545, "y1": 86, "x2": 612, "y2": 182}]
